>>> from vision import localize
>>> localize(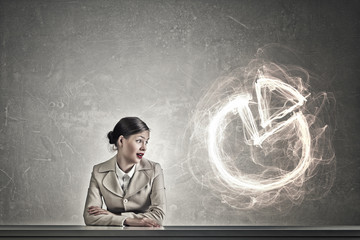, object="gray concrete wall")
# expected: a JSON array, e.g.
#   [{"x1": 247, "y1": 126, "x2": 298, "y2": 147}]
[{"x1": 0, "y1": 0, "x2": 359, "y2": 225}]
